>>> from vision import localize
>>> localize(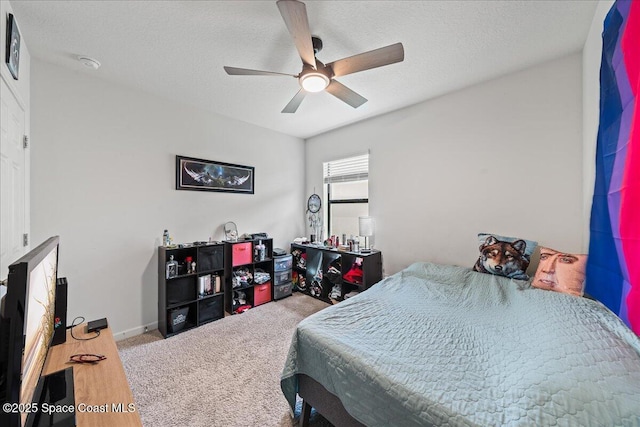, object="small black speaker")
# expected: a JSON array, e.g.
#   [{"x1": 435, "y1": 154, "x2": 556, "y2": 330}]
[{"x1": 52, "y1": 277, "x2": 68, "y2": 346}]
